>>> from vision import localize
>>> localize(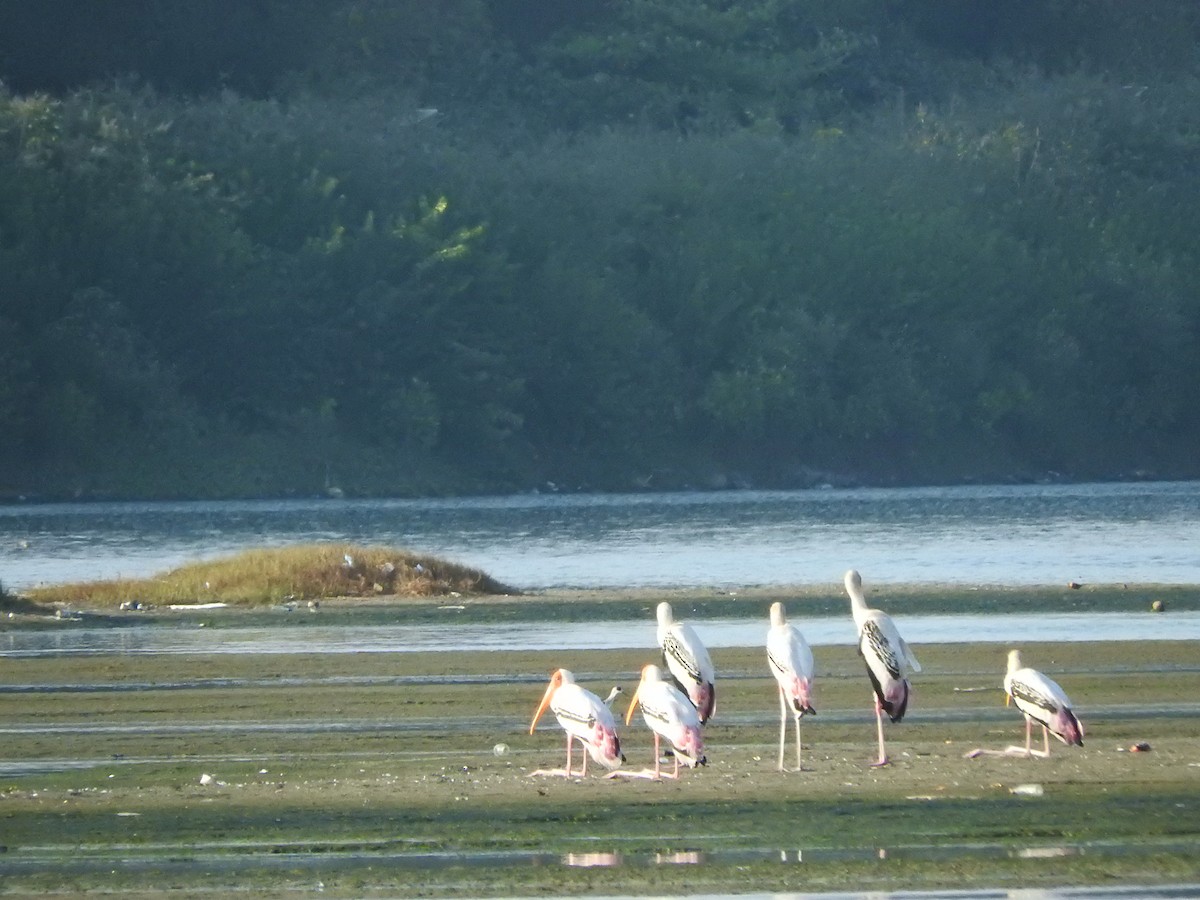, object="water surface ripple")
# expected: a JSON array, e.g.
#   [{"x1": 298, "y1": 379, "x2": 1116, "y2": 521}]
[{"x1": 2, "y1": 481, "x2": 1199, "y2": 590}]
